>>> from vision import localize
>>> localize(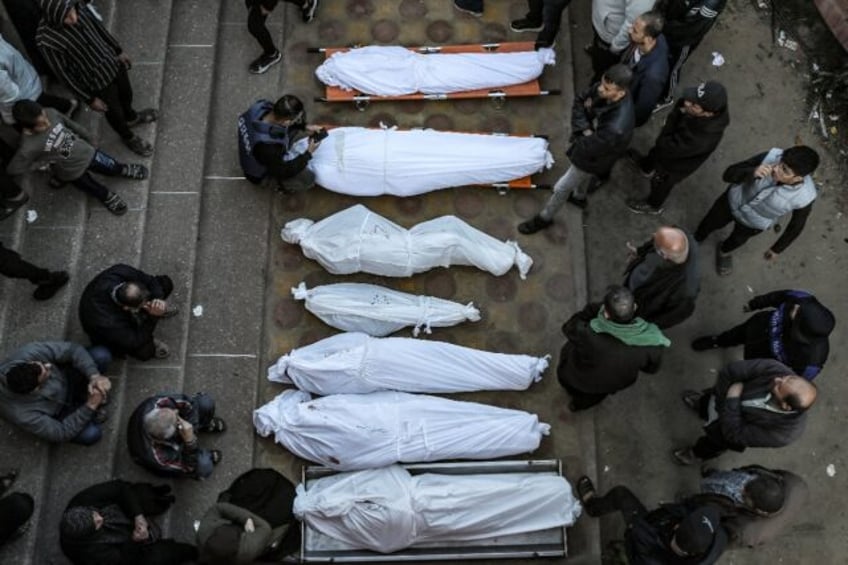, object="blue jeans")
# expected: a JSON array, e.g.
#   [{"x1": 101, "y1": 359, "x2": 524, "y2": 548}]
[
  {"x1": 88, "y1": 150, "x2": 125, "y2": 177},
  {"x1": 195, "y1": 449, "x2": 215, "y2": 479},
  {"x1": 68, "y1": 346, "x2": 112, "y2": 445}
]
